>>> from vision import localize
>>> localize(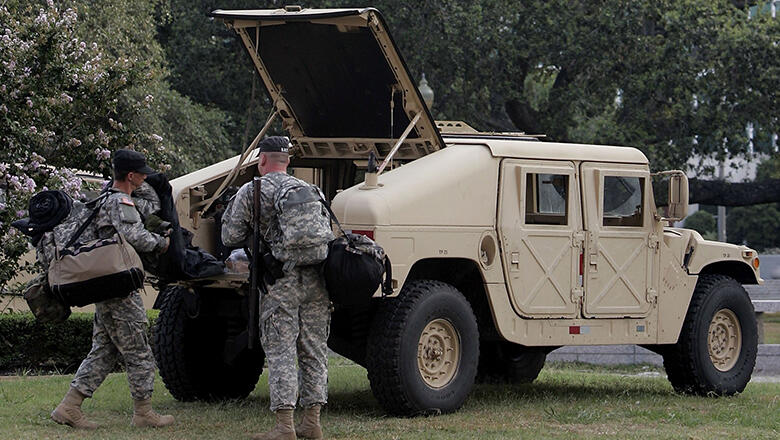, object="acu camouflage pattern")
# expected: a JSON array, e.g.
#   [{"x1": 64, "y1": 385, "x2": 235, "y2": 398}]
[
  {"x1": 131, "y1": 182, "x2": 161, "y2": 219},
  {"x1": 222, "y1": 172, "x2": 335, "y2": 264},
  {"x1": 261, "y1": 265, "x2": 330, "y2": 410},
  {"x1": 221, "y1": 171, "x2": 331, "y2": 411},
  {"x1": 34, "y1": 187, "x2": 162, "y2": 401},
  {"x1": 270, "y1": 177, "x2": 334, "y2": 266}
]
